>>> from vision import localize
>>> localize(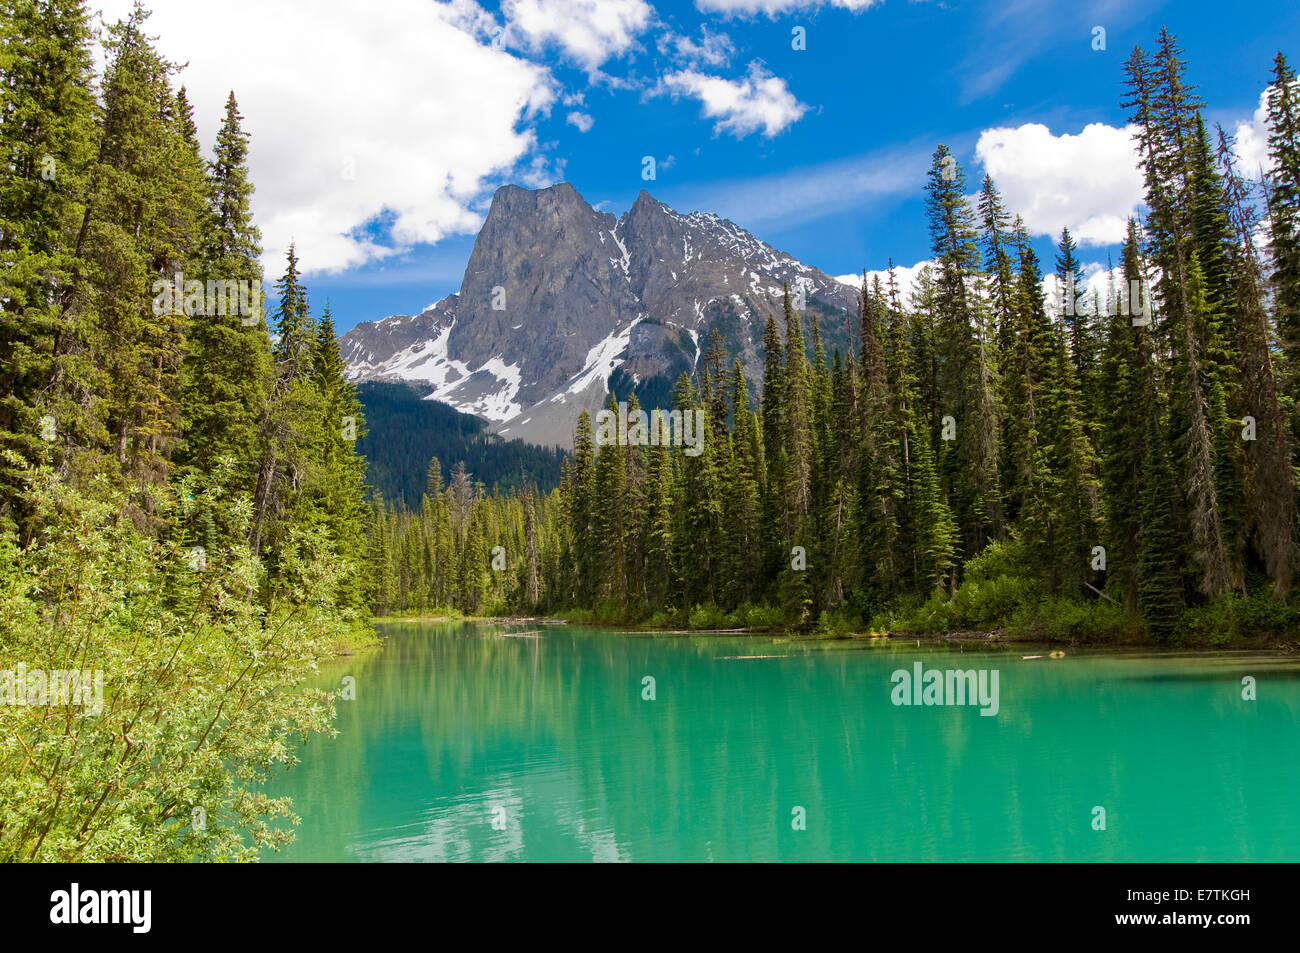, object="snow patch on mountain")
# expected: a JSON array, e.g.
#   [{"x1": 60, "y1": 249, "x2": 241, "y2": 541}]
[
  {"x1": 555, "y1": 317, "x2": 643, "y2": 401},
  {"x1": 382, "y1": 323, "x2": 469, "y2": 389},
  {"x1": 609, "y1": 229, "x2": 631, "y2": 277},
  {"x1": 473, "y1": 357, "x2": 524, "y2": 421}
]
